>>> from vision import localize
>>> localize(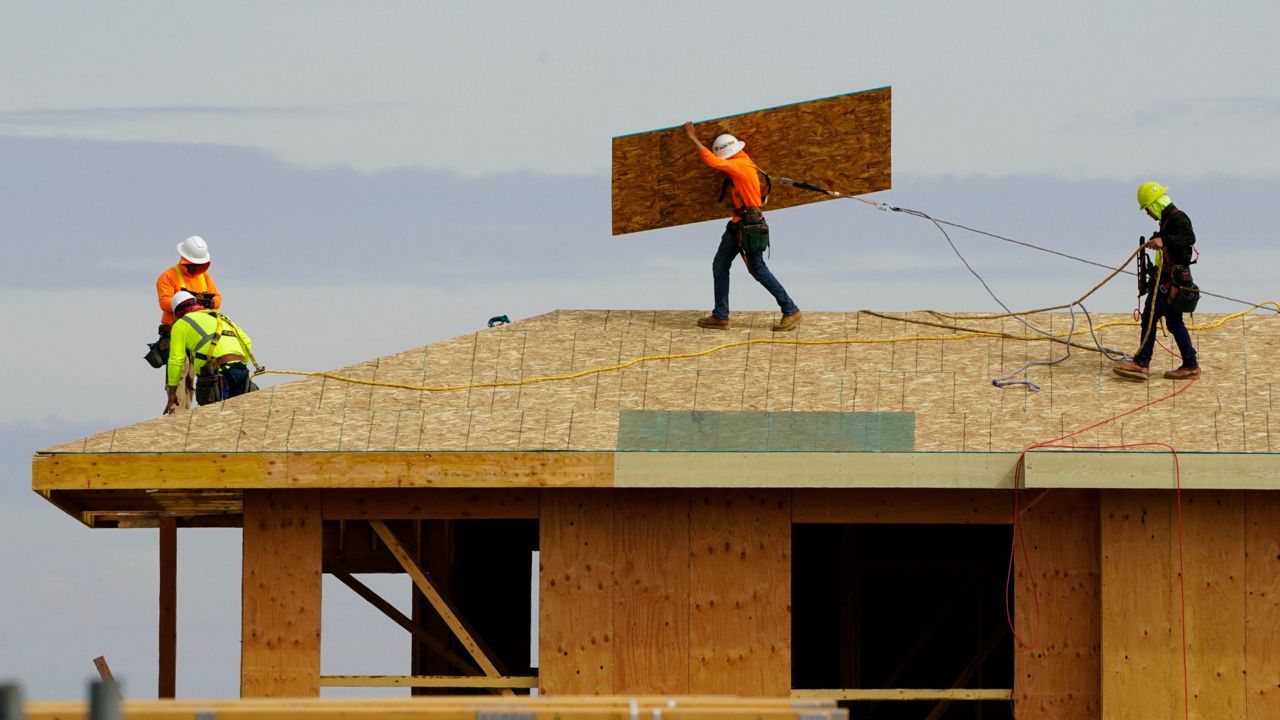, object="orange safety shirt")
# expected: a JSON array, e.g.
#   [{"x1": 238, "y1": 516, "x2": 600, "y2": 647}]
[
  {"x1": 697, "y1": 147, "x2": 763, "y2": 220},
  {"x1": 156, "y1": 262, "x2": 221, "y2": 326}
]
